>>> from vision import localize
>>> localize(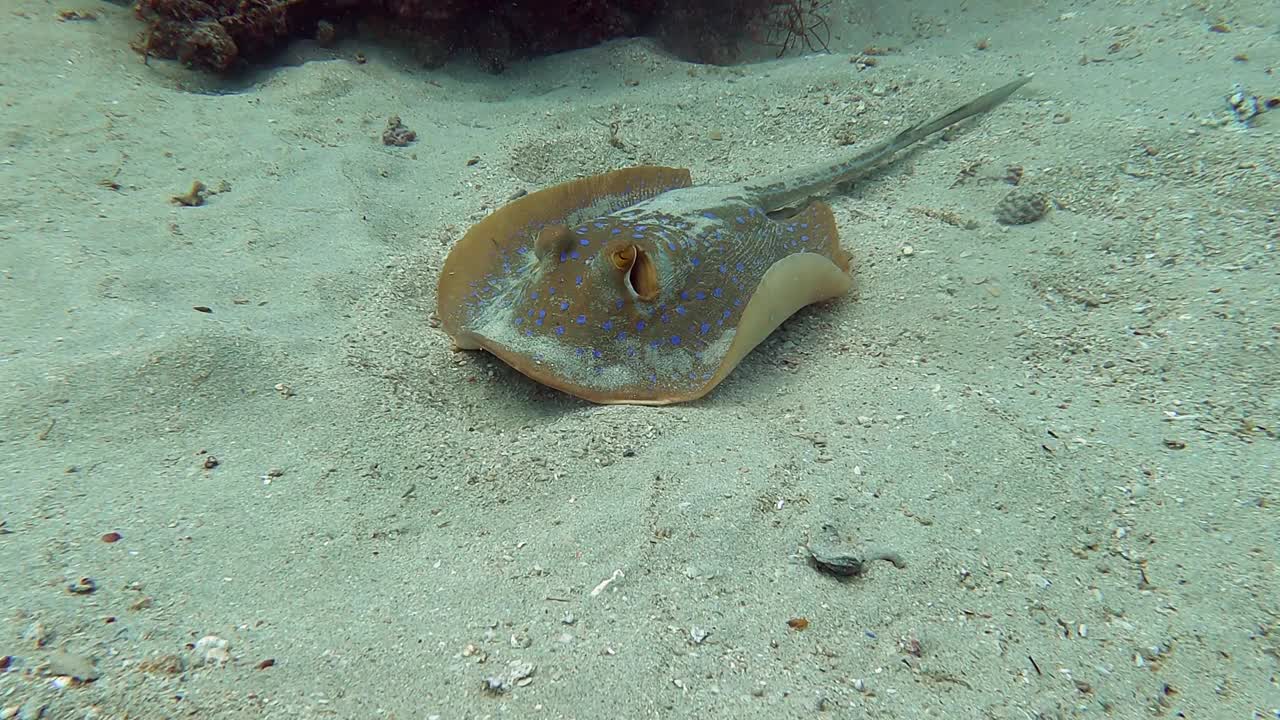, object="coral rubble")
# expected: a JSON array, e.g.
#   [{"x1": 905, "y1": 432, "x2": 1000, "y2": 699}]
[{"x1": 128, "y1": 0, "x2": 831, "y2": 73}]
